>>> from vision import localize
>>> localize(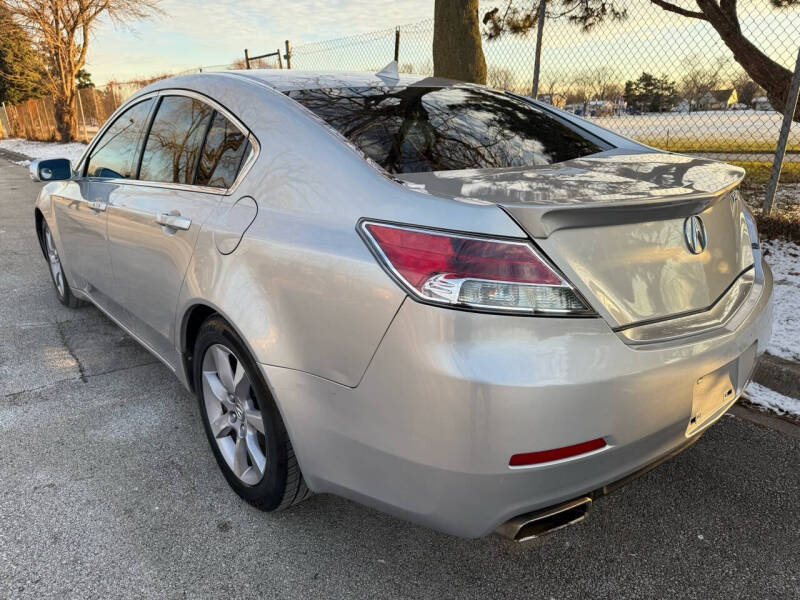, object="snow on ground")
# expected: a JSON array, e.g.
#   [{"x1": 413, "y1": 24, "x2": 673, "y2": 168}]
[
  {"x1": 589, "y1": 110, "x2": 800, "y2": 147},
  {"x1": 0, "y1": 138, "x2": 87, "y2": 166},
  {"x1": 762, "y1": 238, "x2": 800, "y2": 363},
  {"x1": 743, "y1": 383, "x2": 800, "y2": 418}
]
